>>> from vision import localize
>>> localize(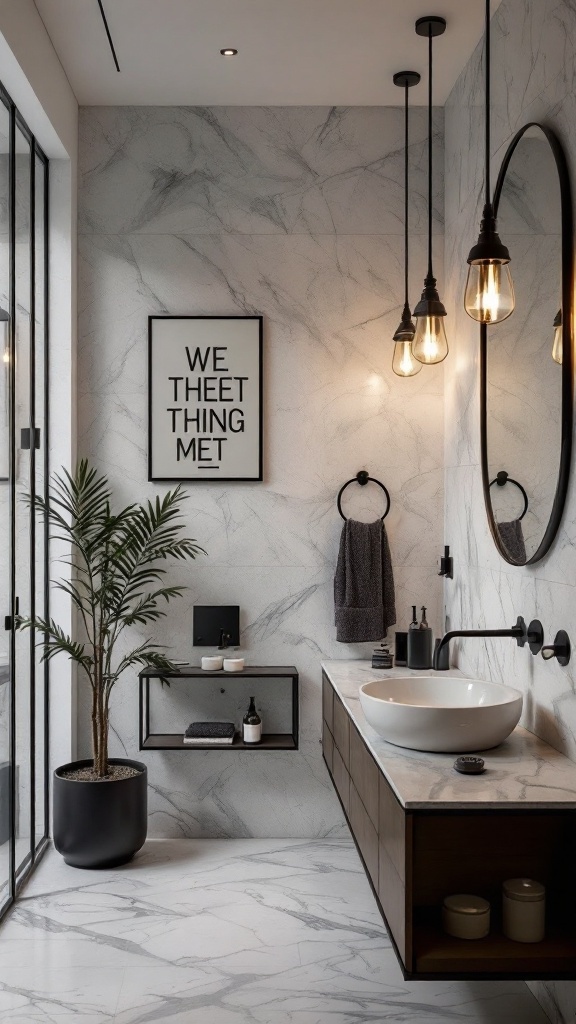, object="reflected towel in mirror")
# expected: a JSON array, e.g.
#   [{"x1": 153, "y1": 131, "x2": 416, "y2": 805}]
[{"x1": 497, "y1": 519, "x2": 526, "y2": 563}]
